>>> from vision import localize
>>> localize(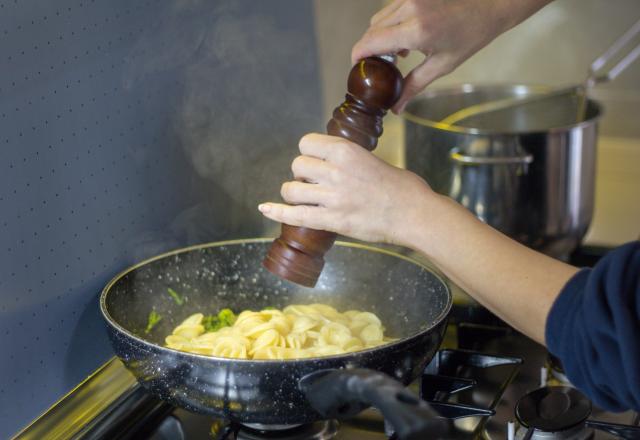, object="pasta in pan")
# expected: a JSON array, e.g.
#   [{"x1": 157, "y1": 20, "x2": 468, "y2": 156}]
[{"x1": 164, "y1": 304, "x2": 394, "y2": 360}]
